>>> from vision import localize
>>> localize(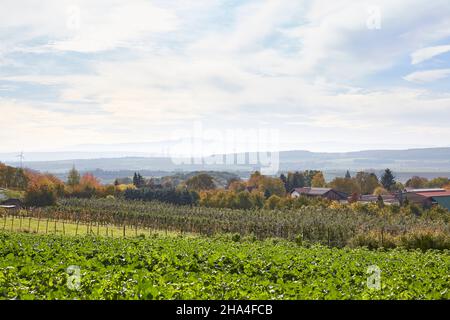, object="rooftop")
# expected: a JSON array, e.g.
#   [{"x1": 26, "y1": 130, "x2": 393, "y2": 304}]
[
  {"x1": 292, "y1": 187, "x2": 332, "y2": 196},
  {"x1": 416, "y1": 191, "x2": 450, "y2": 198},
  {"x1": 406, "y1": 188, "x2": 445, "y2": 193},
  {"x1": 360, "y1": 194, "x2": 398, "y2": 201}
]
